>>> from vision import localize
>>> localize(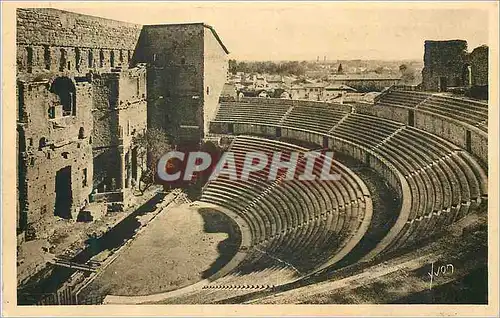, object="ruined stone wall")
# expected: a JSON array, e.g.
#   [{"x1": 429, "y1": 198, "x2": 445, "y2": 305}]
[
  {"x1": 91, "y1": 73, "x2": 121, "y2": 191},
  {"x1": 91, "y1": 67, "x2": 147, "y2": 196},
  {"x1": 421, "y1": 40, "x2": 468, "y2": 91},
  {"x1": 16, "y1": 8, "x2": 228, "y2": 233},
  {"x1": 356, "y1": 103, "x2": 487, "y2": 166},
  {"x1": 17, "y1": 79, "x2": 93, "y2": 232},
  {"x1": 118, "y1": 68, "x2": 148, "y2": 197},
  {"x1": 470, "y1": 45, "x2": 488, "y2": 86},
  {"x1": 203, "y1": 28, "x2": 229, "y2": 134},
  {"x1": 137, "y1": 24, "x2": 205, "y2": 145},
  {"x1": 17, "y1": 8, "x2": 141, "y2": 76},
  {"x1": 93, "y1": 67, "x2": 147, "y2": 192}
]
